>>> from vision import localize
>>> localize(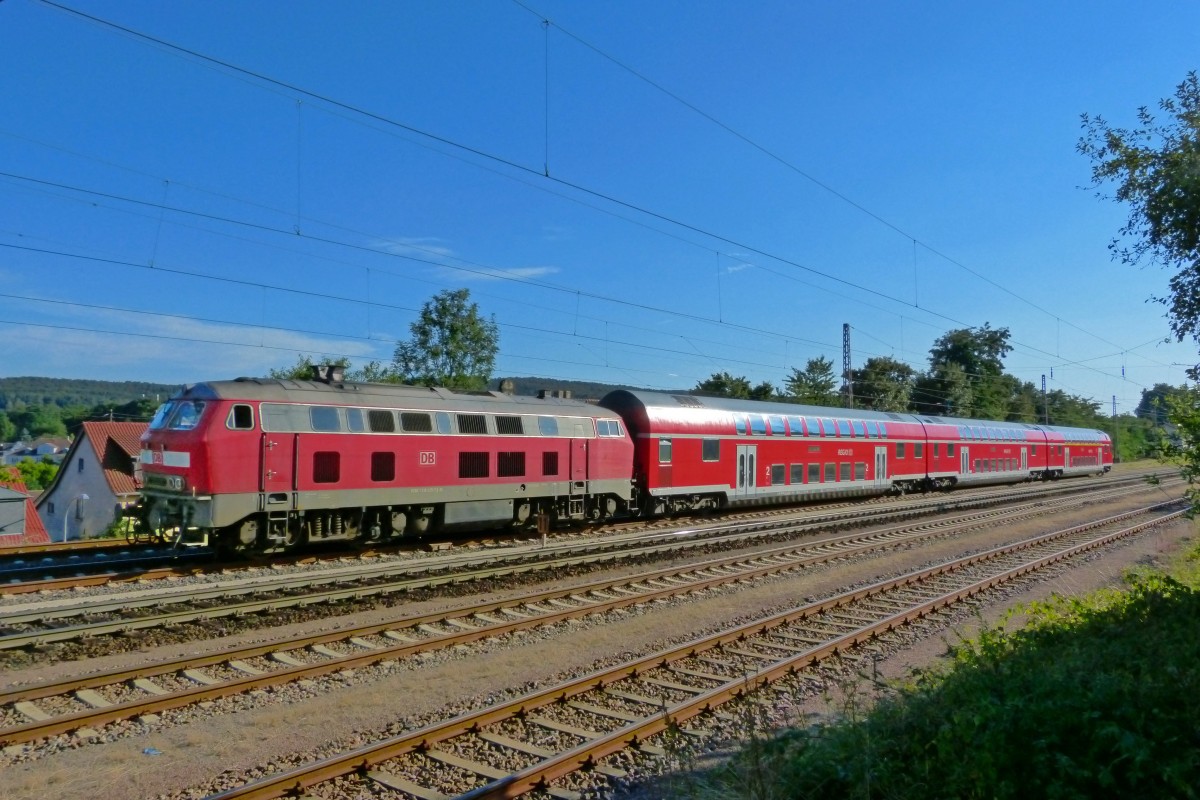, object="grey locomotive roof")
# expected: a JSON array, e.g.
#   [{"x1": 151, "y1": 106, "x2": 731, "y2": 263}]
[
  {"x1": 173, "y1": 378, "x2": 622, "y2": 418},
  {"x1": 600, "y1": 389, "x2": 1108, "y2": 438}
]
